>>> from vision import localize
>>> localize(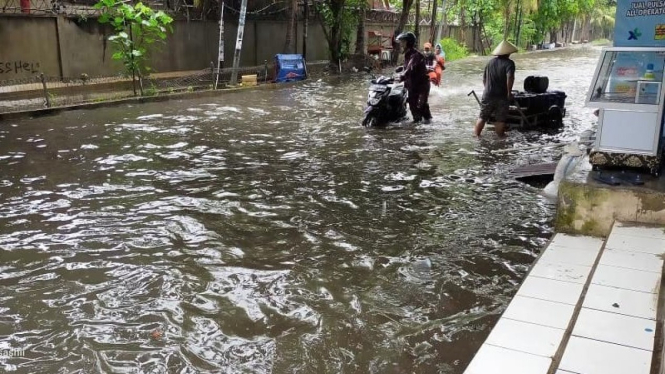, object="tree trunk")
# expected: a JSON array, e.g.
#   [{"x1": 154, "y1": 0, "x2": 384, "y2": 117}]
[
  {"x1": 315, "y1": 0, "x2": 347, "y2": 66},
  {"x1": 330, "y1": 0, "x2": 345, "y2": 64},
  {"x1": 563, "y1": 22, "x2": 573, "y2": 43},
  {"x1": 442, "y1": 0, "x2": 448, "y2": 37},
  {"x1": 391, "y1": 0, "x2": 414, "y2": 64},
  {"x1": 283, "y1": 0, "x2": 297, "y2": 53},
  {"x1": 303, "y1": 0, "x2": 308, "y2": 59},
  {"x1": 478, "y1": 12, "x2": 489, "y2": 55},
  {"x1": 512, "y1": 0, "x2": 519, "y2": 41},
  {"x1": 471, "y1": 12, "x2": 478, "y2": 52},
  {"x1": 429, "y1": 0, "x2": 438, "y2": 43},
  {"x1": 414, "y1": 0, "x2": 420, "y2": 44},
  {"x1": 459, "y1": 0, "x2": 466, "y2": 46},
  {"x1": 355, "y1": 6, "x2": 366, "y2": 54},
  {"x1": 503, "y1": 0, "x2": 511, "y2": 40},
  {"x1": 515, "y1": 6, "x2": 523, "y2": 47},
  {"x1": 580, "y1": 15, "x2": 589, "y2": 42}
]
